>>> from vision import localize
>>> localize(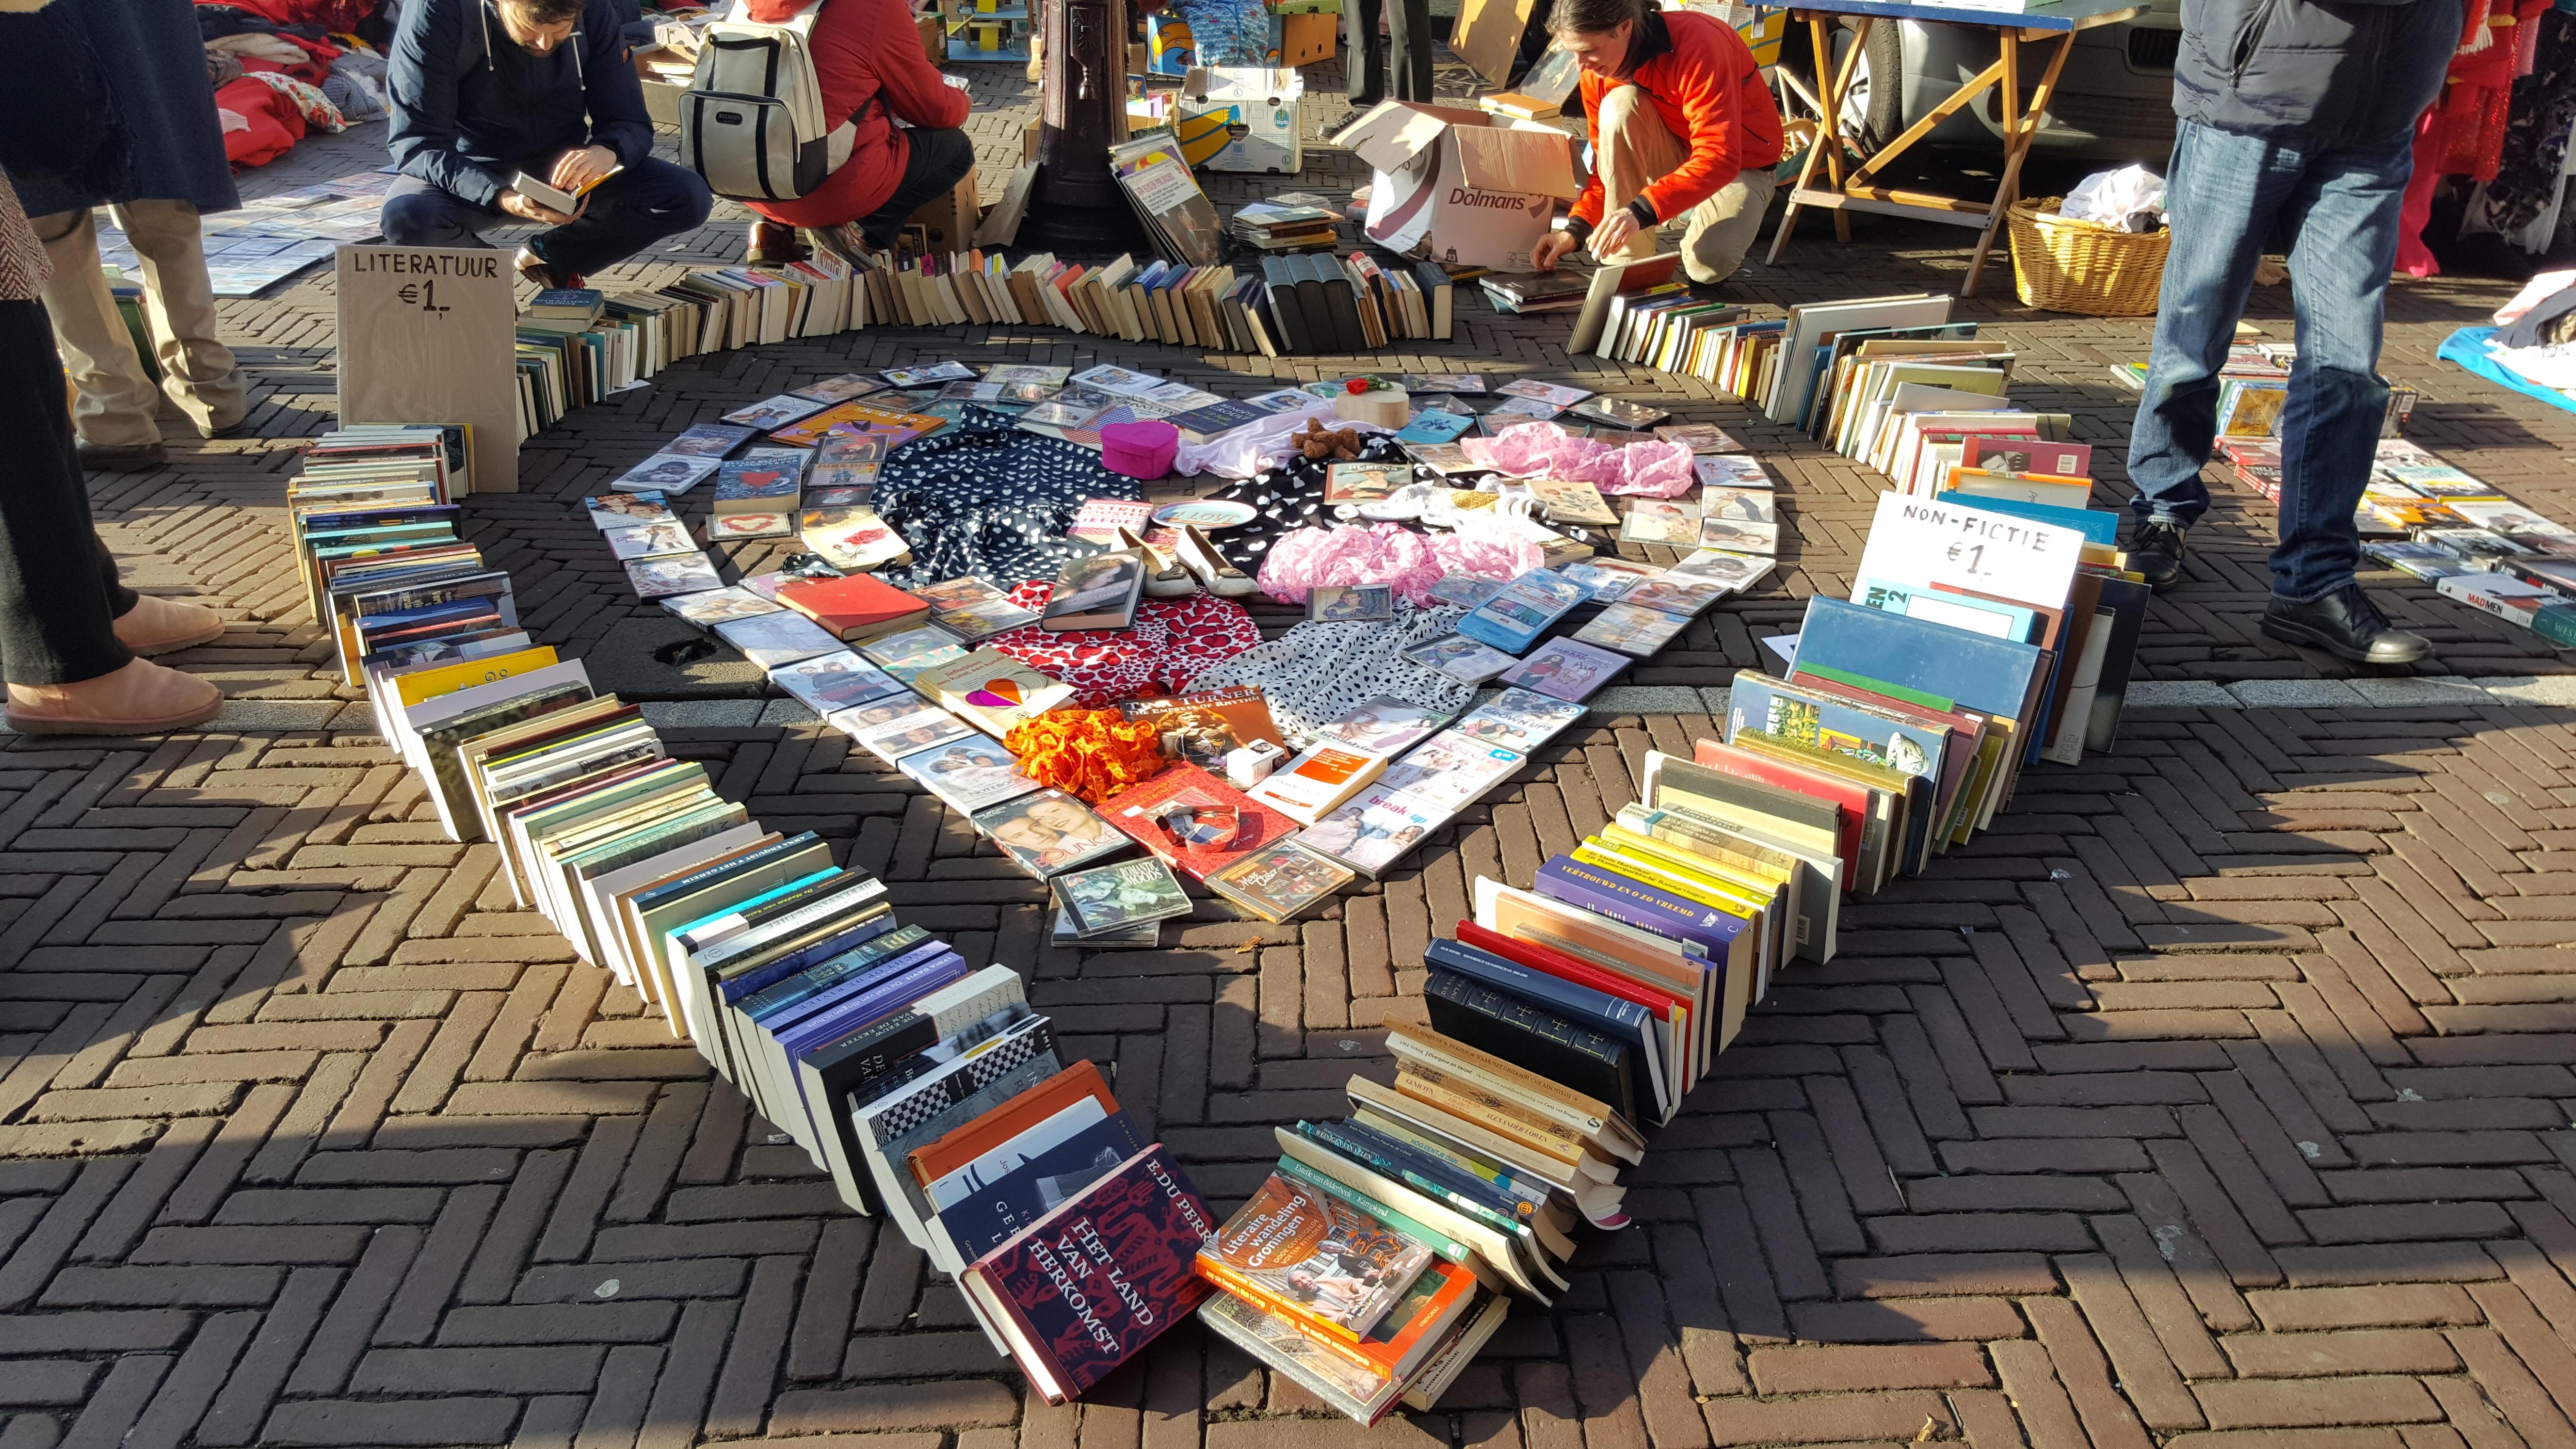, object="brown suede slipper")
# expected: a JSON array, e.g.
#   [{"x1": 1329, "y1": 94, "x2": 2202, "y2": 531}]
[
  {"x1": 7, "y1": 694, "x2": 225, "y2": 736},
  {"x1": 121, "y1": 617, "x2": 227, "y2": 658}
]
